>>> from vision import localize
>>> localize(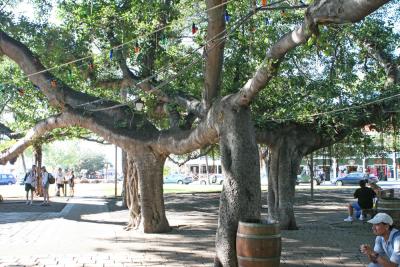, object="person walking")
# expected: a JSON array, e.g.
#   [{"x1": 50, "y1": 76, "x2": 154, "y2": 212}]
[
  {"x1": 55, "y1": 167, "x2": 64, "y2": 197},
  {"x1": 68, "y1": 170, "x2": 75, "y2": 197},
  {"x1": 40, "y1": 166, "x2": 50, "y2": 206},
  {"x1": 24, "y1": 165, "x2": 37, "y2": 205},
  {"x1": 360, "y1": 213, "x2": 400, "y2": 267},
  {"x1": 344, "y1": 179, "x2": 376, "y2": 221}
]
